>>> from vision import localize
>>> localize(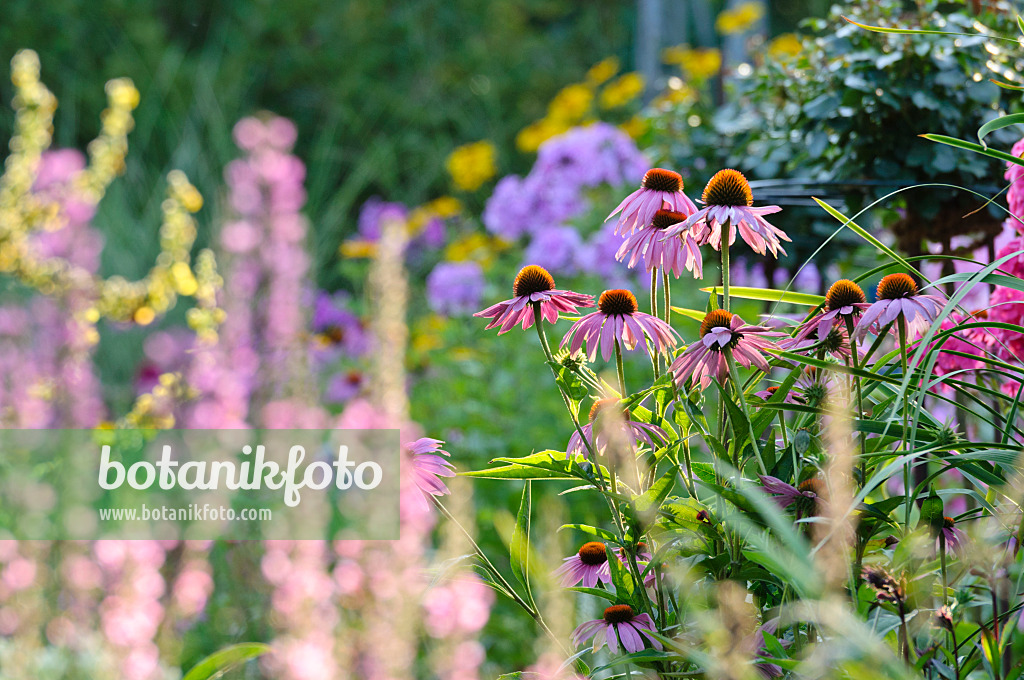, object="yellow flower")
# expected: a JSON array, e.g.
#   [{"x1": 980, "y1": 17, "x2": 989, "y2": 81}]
[
  {"x1": 768, "y1": 33, "x2": 803, "y2": 60},
  {"x1": 446, "y1": 140, "x2": 497, "y2": 192},
  {"x1": 715, "y1": 1, "x2": 765, "y2": 35},
  {"x1": 652, "y1": 84, "x2": 697, "y2": 108},
  {"x1": 444, "y1": 232, "x2": 507, "y2": 269},
  {"x1": 412, "y1": 314, "x2": 447, "y2": 354},
  {"x1": 599, "y1": 72, "x2": 645, "y2": 109},
  {"x1": 515, "y1": 117, "x2": 569, "y2": 153},
  {"x1": 664, "y1": 46, "x2": 722, "y2": 81},
  {"x1": 586, "y1": 57, "x2": 620, "y2": 86},
  {"x1": 340, "y1": 239, "x2": 379, "y2": 259},
  {"x1": 426, "y1": 195, "x2": 462, "y2": 219},
  {"x1": 547, "y1": 83, "x2": 594, "y2": 124},
  {"x1": 619, "y1": 116, "x2": 649, "y2": 139}
]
